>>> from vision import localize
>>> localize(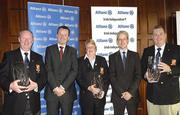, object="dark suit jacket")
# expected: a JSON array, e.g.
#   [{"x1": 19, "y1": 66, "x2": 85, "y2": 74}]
[
  {"x1": 76, "y1": 55, "x2": 109, "y2": 104},
  {"x1": 141, "y1": 43, "x2": 180, "y2": 105},
  {"x1": 44, "y1": 44, "x2": 78, "y2": 102},
  {"x1": 109, "y1": 50, "x2": 141, "y2": 103},
  {"x1": 0, "y1": 48, "x2": 47, "y2": 115}
]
